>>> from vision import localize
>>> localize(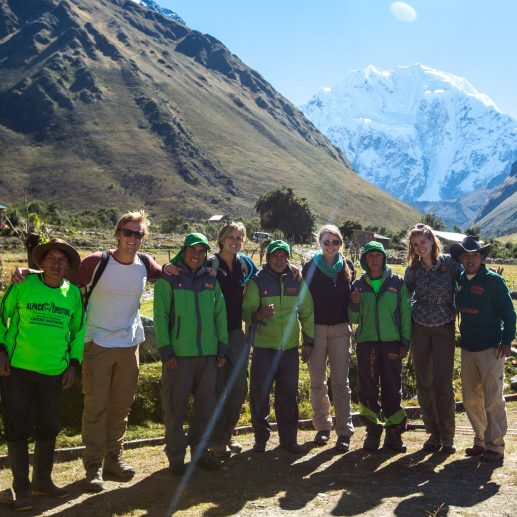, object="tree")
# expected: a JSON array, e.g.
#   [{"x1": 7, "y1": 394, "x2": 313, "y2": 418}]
[
  {"x1": 465, "y1": 225, "x2": 481, "y2": 238},
  {"x1": 339, "y1": 220, "x2": 362, "y2": 239},
  {"x1": 421, "y1": 212, "x2": 446, "y2": 231},
  {"x1": 255, "y1": 186, "x2": 316, "y2": 243}
]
